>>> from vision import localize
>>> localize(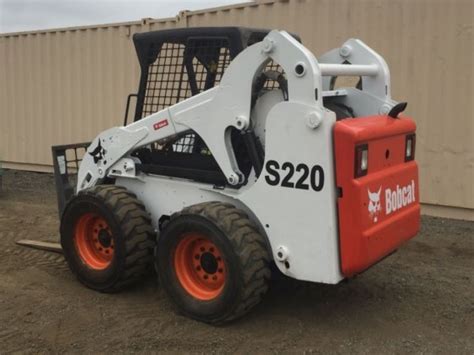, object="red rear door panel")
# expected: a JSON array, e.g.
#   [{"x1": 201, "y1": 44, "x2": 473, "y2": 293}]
[{"x1": 334, "y1": 115, "x2": 420, "y2": 277}]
